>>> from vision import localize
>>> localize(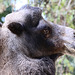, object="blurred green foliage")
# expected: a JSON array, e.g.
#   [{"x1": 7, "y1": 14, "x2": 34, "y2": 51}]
[
  {"x1": 0, "y1": 0, "x2": 75, "y2": 75},
  {"x1": 0, "y1": 6, "x2": 12, "y2": 22},
  {"x1": 0, "y1": 0, "x2": 12, "y2": 22}
]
